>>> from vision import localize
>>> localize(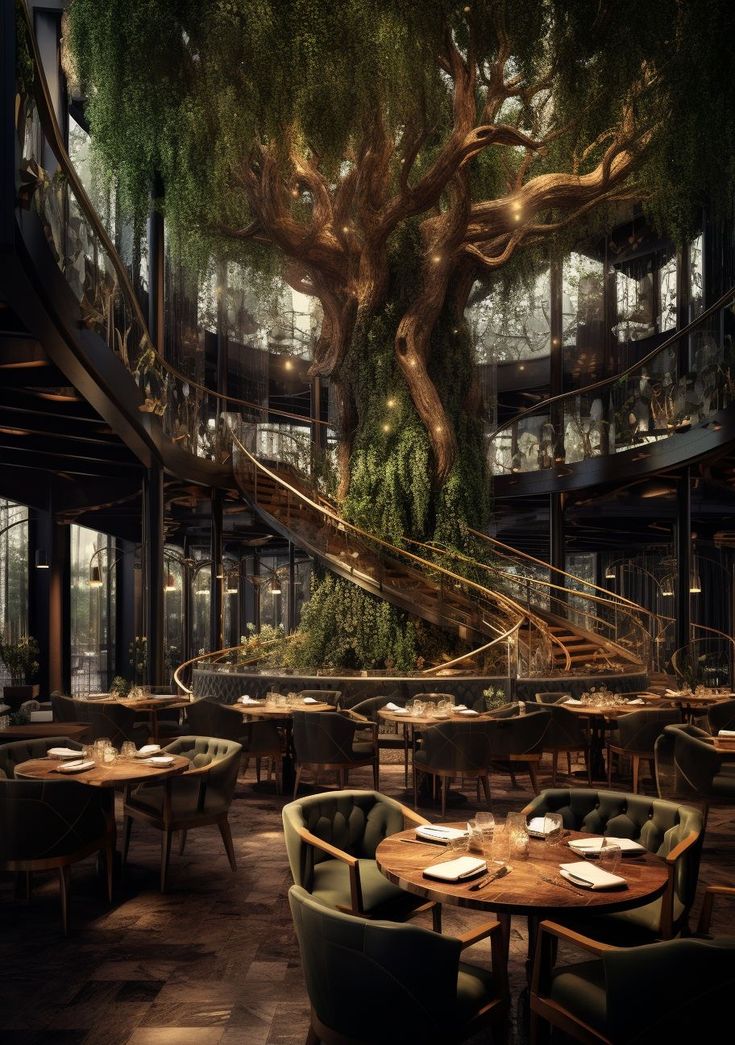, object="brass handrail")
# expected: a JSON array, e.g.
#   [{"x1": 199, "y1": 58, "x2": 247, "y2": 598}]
[{"x1": 173, "y1": 637, "x2": 288, "y2": 695}]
